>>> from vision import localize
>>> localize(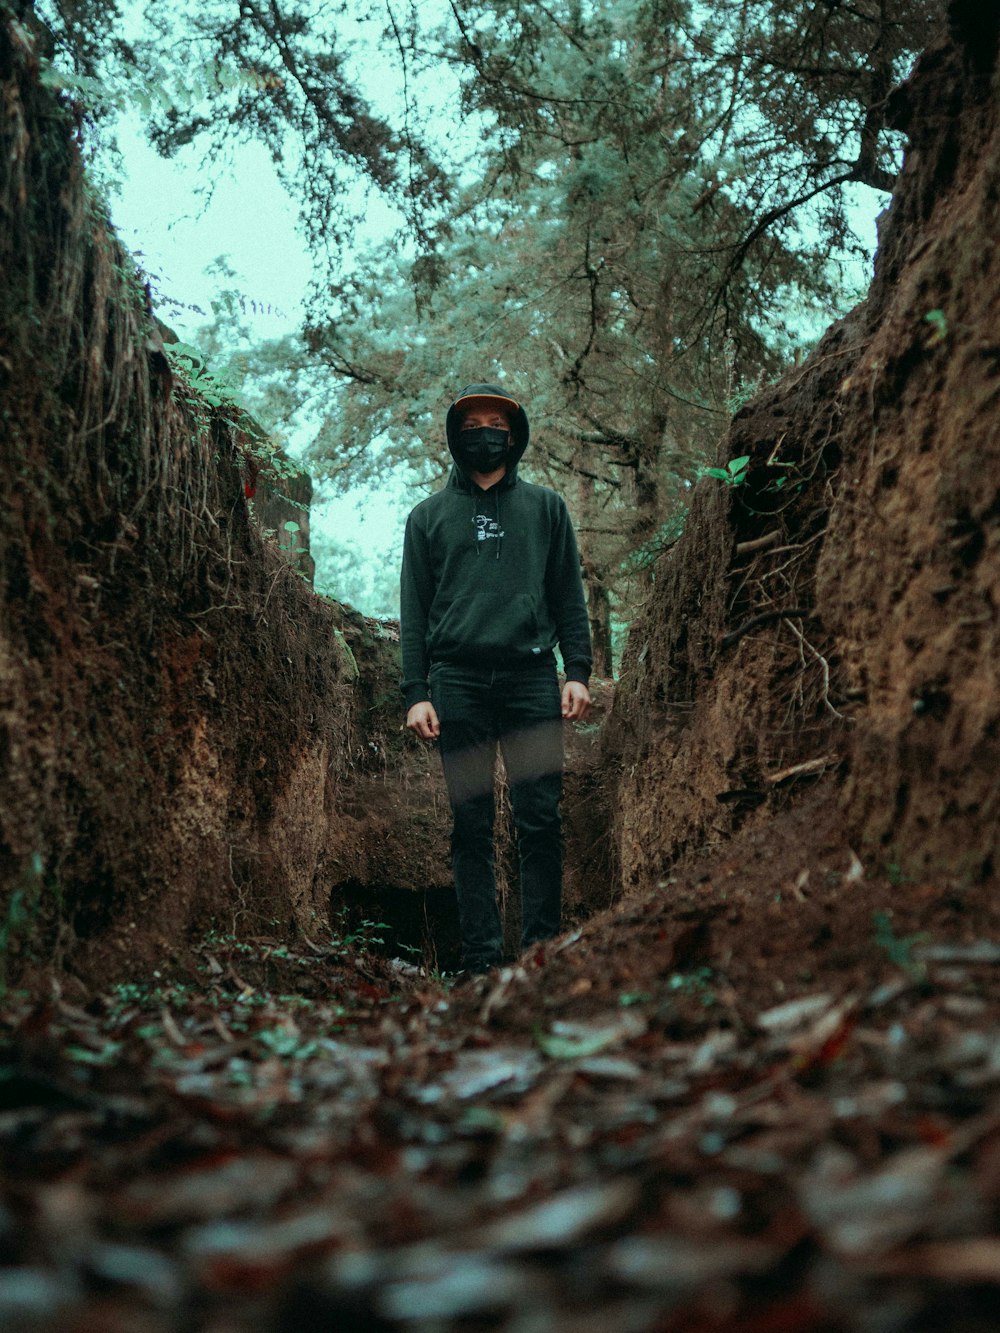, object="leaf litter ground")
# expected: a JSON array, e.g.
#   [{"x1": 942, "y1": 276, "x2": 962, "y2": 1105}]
[{"x1": 2, "y1": 798, "x2": 1000, "y2": 1332}]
